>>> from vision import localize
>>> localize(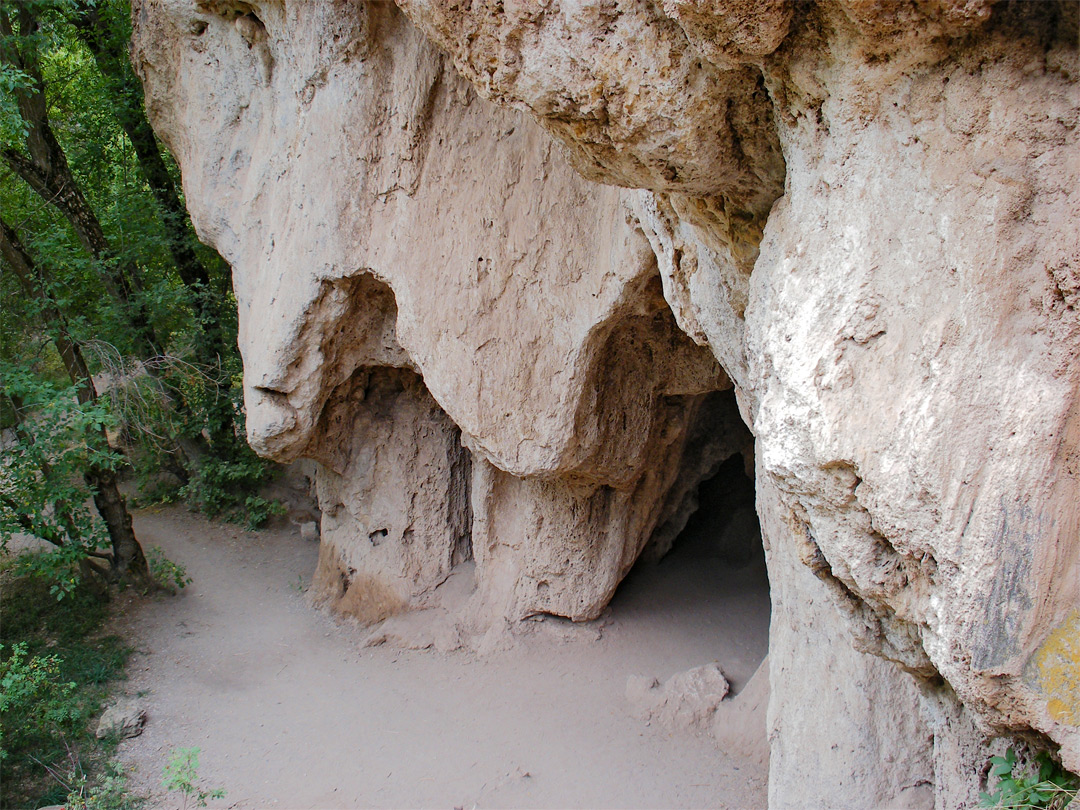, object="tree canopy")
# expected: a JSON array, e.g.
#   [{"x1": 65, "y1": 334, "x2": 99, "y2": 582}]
[{"x1": 1, "y1": 0, "x2": 279, "y2": 593}]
